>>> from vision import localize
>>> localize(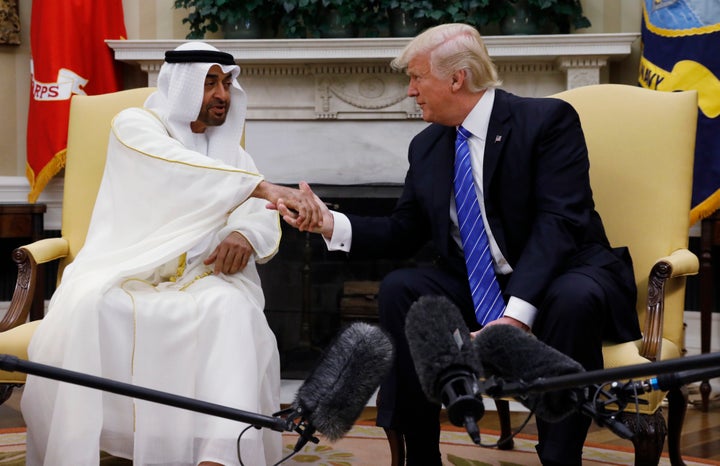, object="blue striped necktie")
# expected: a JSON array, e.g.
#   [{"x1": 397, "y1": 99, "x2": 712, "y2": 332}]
[{"x1": 453, "y1": 126, "x2": 505, "y2": 325}]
